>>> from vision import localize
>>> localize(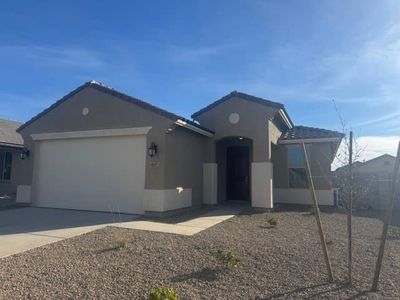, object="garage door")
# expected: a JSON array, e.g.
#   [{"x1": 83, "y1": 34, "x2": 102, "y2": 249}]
[{"x1": 32, "y1": 131, "x2": 147, "y2": 214}]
